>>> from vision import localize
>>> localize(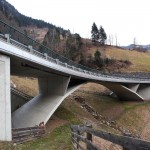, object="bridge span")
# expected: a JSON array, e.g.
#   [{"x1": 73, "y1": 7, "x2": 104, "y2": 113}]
[{"x1": 0, "y1": 20, "x2": 150, "y2": 141}]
